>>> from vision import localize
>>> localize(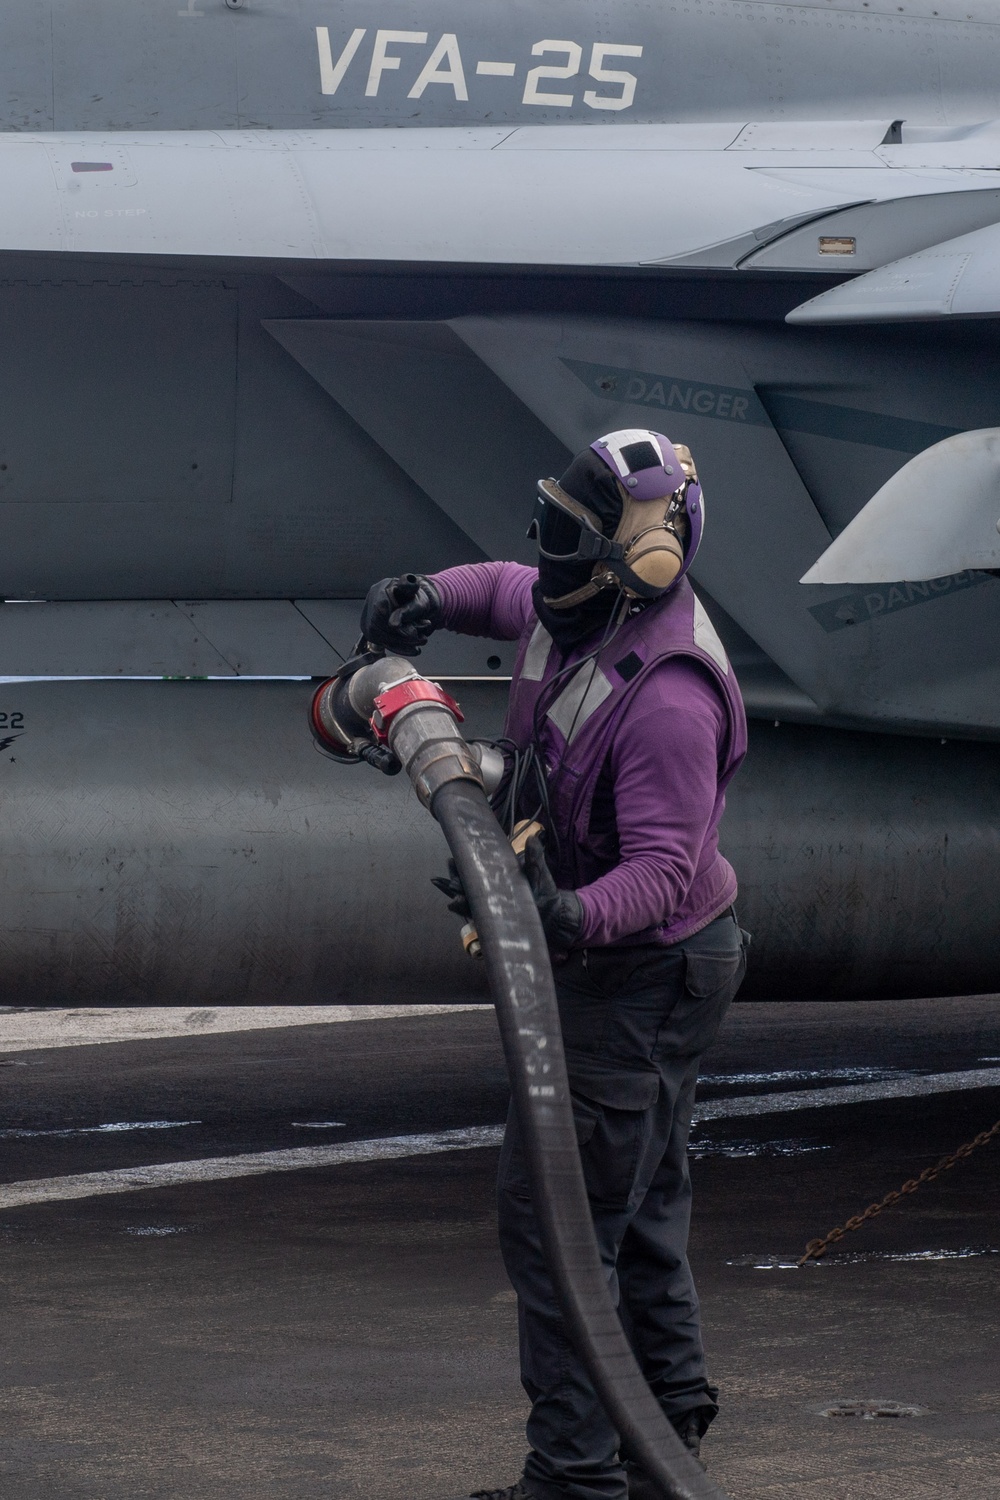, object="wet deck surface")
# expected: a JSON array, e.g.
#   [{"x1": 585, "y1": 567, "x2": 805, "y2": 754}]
[{"x1": 1, "y1": 998, "x2": 998, "y2": 1500}]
